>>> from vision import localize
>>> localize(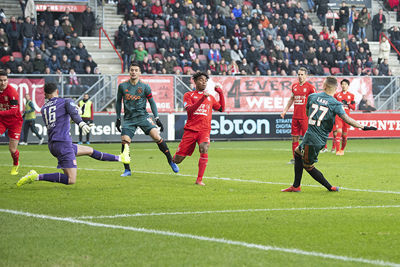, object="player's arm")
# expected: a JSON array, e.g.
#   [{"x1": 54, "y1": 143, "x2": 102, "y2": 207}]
[
  {"x1": 66, "y1": 99, "x2": 91, "y2": 134},
  {"x1": 90, "y1": 102, "x2": 94, "y2": 121},
  {"x1": 115, "y1": 84, "x2": 123, "y2": 120},
  {"x1": 185, "y1": 94, "x2": 207, "y2": 115},
  {"x1": 0, "y1": 99, "x2": 20, "y2": 116},
  {"x1": 348, "y1": 95, "x2": 356, "y2": 110},
  {"x1": 339, "y1": 113, "x2": 377, "y2": 130},
  {"x1": 146, "y1": 85, "x2": 164, "y2": 131},
  {"x1": 281, "y1": 93, "x2": 294, "y2": 118},
  {"x1": 214, "y1": 85, "x2": 225, "y2": 112}
]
